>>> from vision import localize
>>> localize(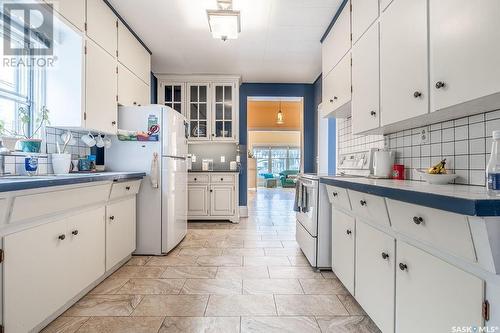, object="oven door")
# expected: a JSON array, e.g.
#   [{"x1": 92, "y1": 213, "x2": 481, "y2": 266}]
[{"x1": 296, "y1": 178, "x2": 318, "y2": 237}]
